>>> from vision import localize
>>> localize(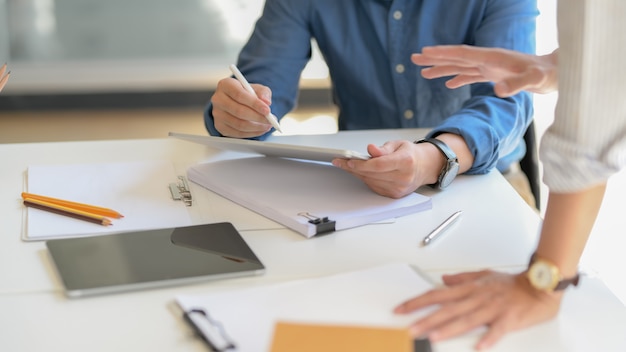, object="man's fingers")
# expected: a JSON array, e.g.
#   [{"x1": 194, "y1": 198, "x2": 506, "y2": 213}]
[
  {"x1": 218, "y1": 78, "x2": 272, "y2": 119},
  {"x1": 215, "y1": 119, "x2": 271, "y2": 138},
  {"x1": 212, "y1": 78, "x2": 274, "y2": 138},
  {"x1": 227, "y1": 84, "x2": 271, "y2": 117},
  {"x1": 252, "y1": 84, "x2": 273, "y2": 105},
  {"x1": 213, "y1": 107, "x2": 271, "y2": 137}
]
